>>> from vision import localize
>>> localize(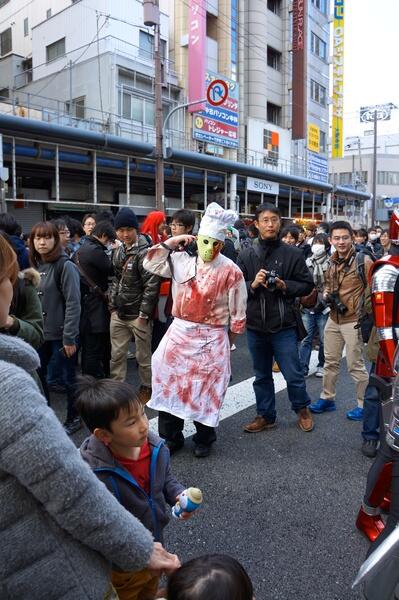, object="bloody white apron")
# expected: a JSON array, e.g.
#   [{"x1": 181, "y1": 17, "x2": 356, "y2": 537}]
[{"x1": 148, "y1": 317, "x2": 231, "y2": 427}]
